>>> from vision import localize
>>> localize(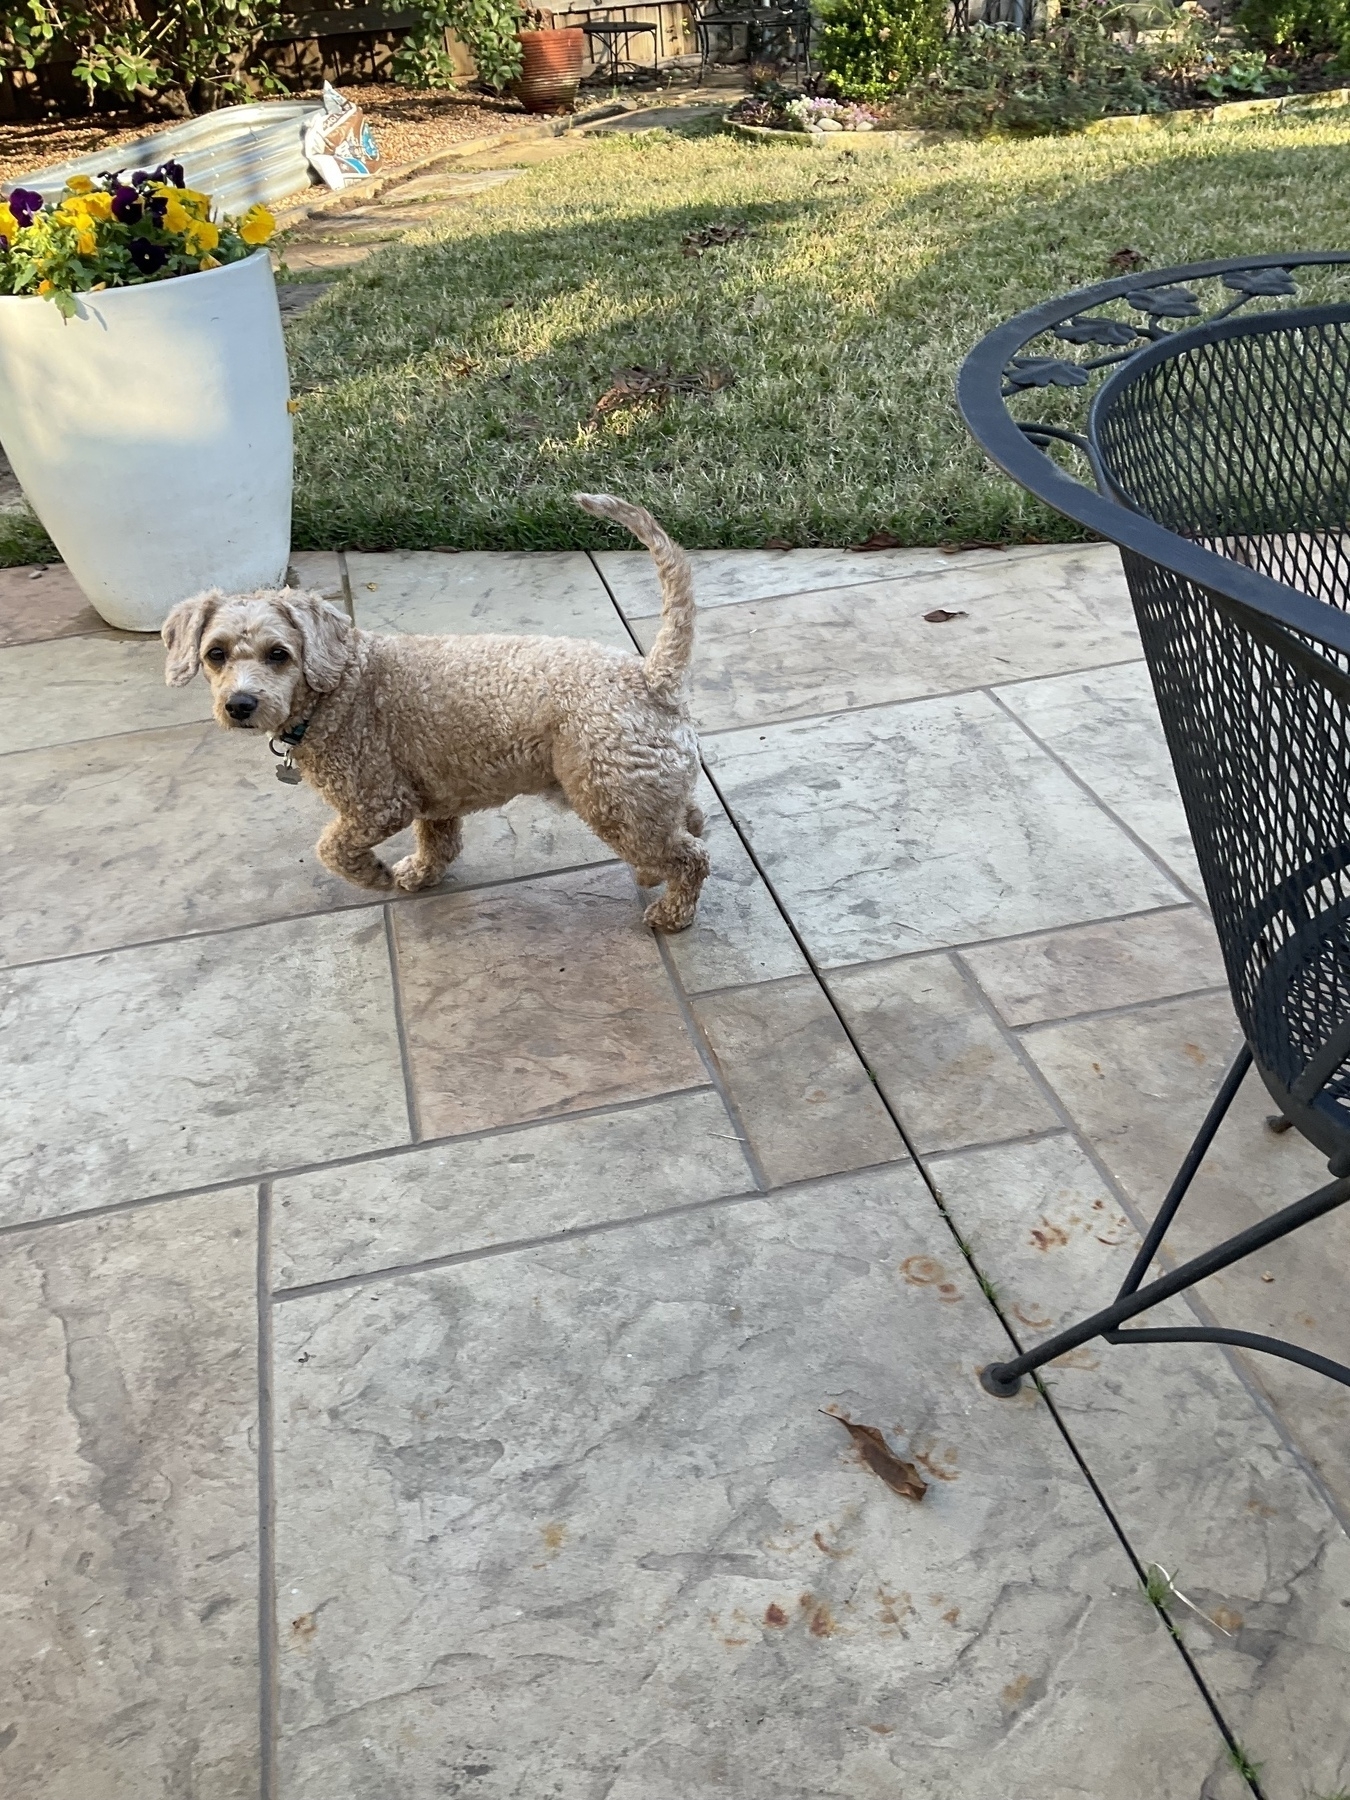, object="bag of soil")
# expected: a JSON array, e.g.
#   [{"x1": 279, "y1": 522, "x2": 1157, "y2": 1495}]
[{"x1": 303, "y1": 82, "x2": 383, "y2": 191}]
